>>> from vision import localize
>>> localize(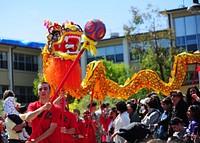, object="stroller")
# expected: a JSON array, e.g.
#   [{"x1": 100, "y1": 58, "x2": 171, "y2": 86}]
[{"x1": 117, "y1": 122, "x2": 155, "y2": 143}]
